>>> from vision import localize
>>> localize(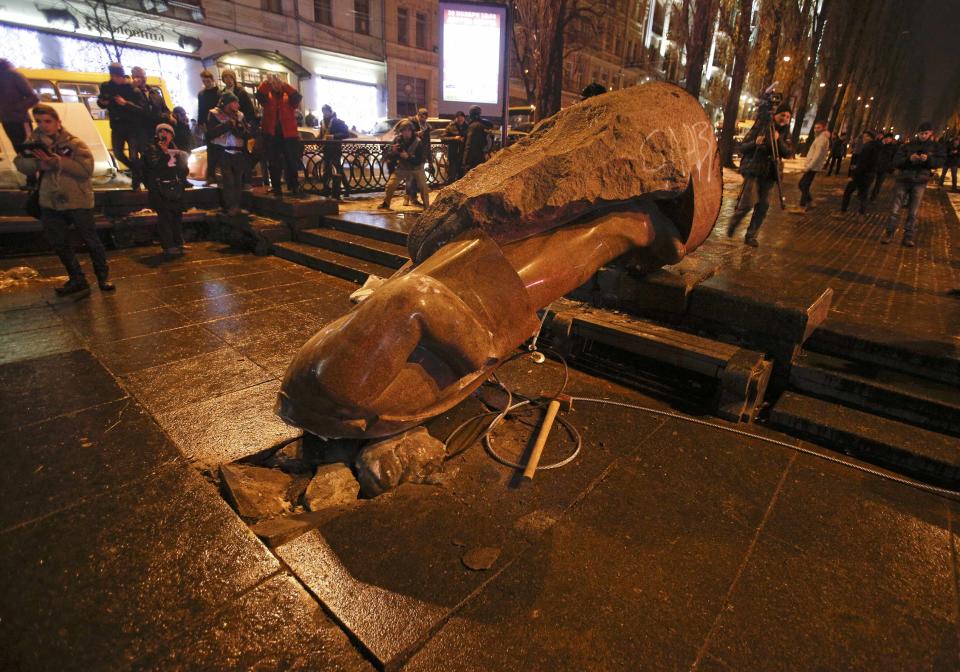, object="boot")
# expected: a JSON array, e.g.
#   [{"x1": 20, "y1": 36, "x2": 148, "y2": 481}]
[
  {"x1": 97, "y1": 275, "x2": 116, "y2": 292},
  {"x1": 55, "y1": 278, "x2": 90, "y2": 297},
  {"x1": 377, "y1": 200, "x2": 391, "y2": 210},
  {"x1": 902, "y1": 231, "x2": 915, "y2": 247},
  {"x1": 332, "y1": 176, "x2": 342, "y2": 201},
  {"x1": 879, "y1": 229, "x2": 893, "y2": 244}
]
